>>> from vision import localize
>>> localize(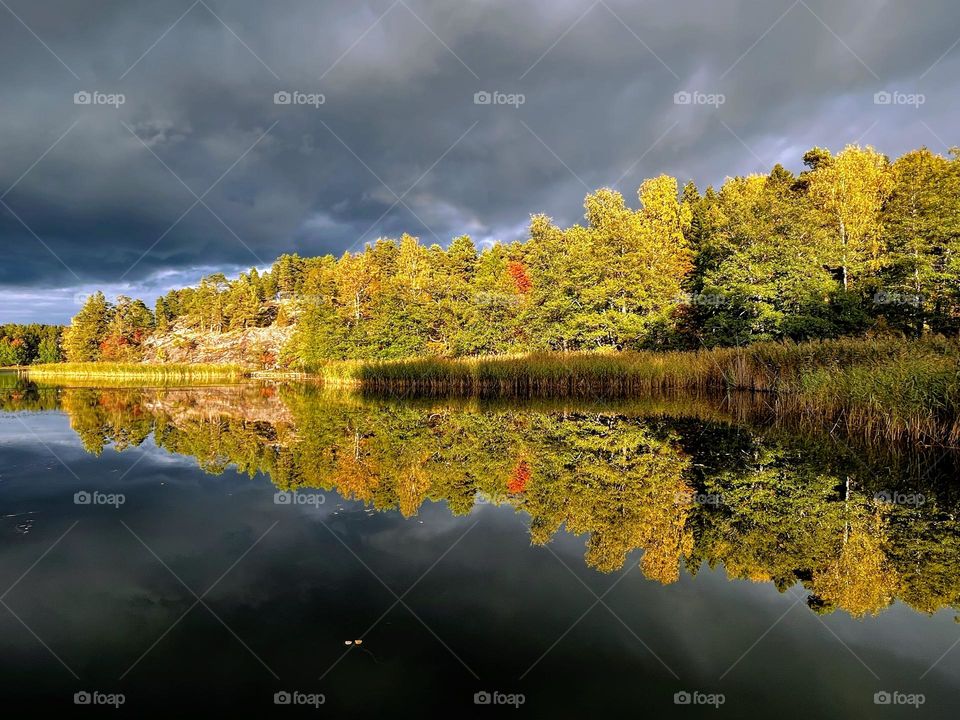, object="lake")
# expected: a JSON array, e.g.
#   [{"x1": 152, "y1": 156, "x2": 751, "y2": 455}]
[{"x1": 1, "y1": 373, "x2": 958, "y2": 716}]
